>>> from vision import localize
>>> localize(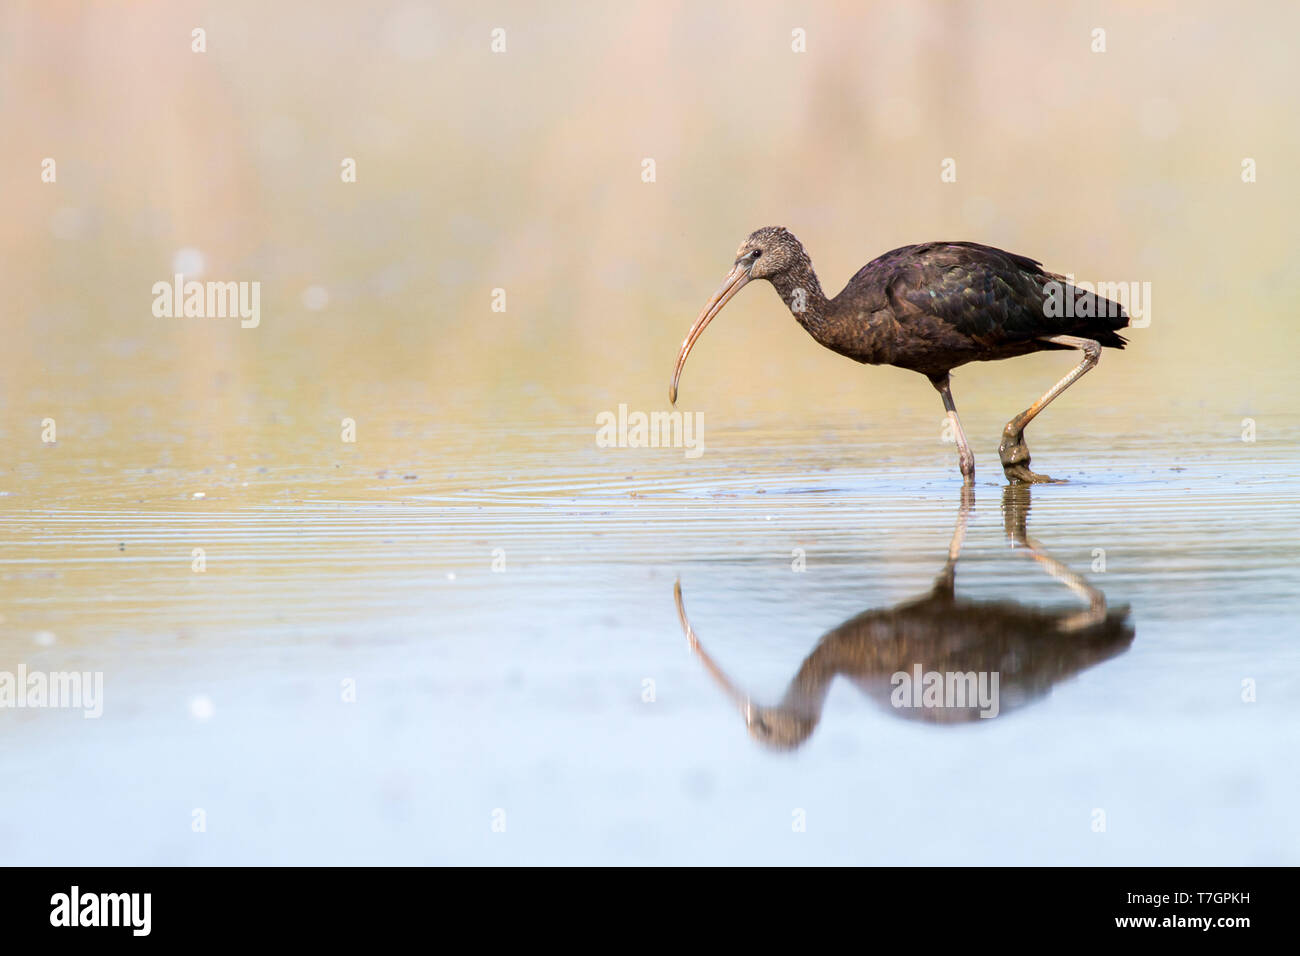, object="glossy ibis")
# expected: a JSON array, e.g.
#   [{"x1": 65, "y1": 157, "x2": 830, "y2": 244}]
[
  {"x1": 669, "y1": 228, "x2": 1130, "y2": 483},
  {"x1": 673, "y1": 487, "x2": 1134, "y2": 750}
]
